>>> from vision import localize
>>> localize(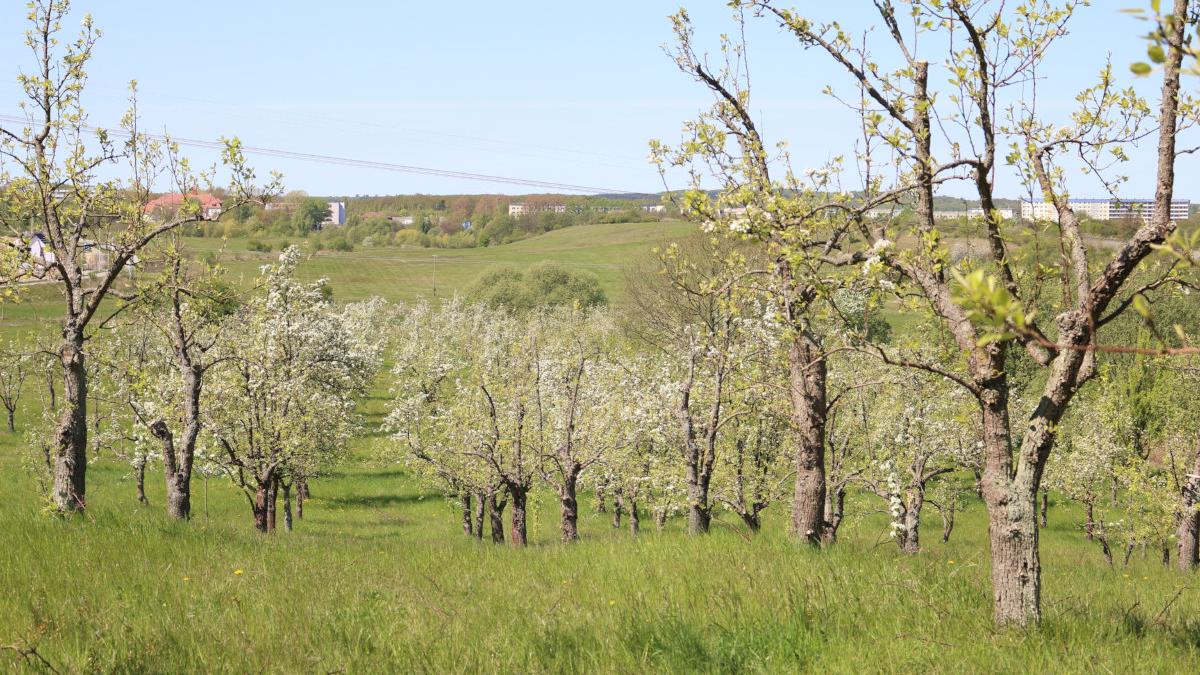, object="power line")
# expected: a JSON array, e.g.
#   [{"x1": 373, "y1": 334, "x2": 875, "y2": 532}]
[{"x1": 0, "y1": 114, "x2": 639, "y2": 195}]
